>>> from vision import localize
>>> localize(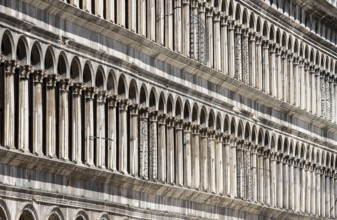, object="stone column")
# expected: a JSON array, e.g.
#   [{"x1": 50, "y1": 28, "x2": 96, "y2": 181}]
[
  {"x1": 256, "y1": 37, "x2": 263, "y2": 91},
  {"x1": 282, "y1": 52, "x2": 288, "y2": 102},
  {"x1": 289, "y1": 157, "x2": 295, "y2": 211},
  {"x1": 264, "y1": 150, "x2": 271, "y2": 205},
  {"x1": 331, "y1": 172, "x2": 336, "y2": 219},
  {"x1": 326, "y1": 75, "x2": 331, "y2": 120},
  {"x1": 208, "y1": 130, "x2": 216, "y2": 193},
  {"x1": 175, "y1": 119, "x2": 184, "y2": 186},
  {"x1": 128, "y1": 0, "x2": 137, "y2": 31},
  {"x1": 191, "y1": 125, "x2": 200, "y2": 189},
  {"x1": 138, "y1": 0, "x2": 146, "y2": 36},
  {"x1": 276, "y1": 154, "x2": 283, "y2": 208},
  {"x1": 276, "y1": 47, "x2": 282, "y2": 100},
  {"x1": 69, "y1": 0, "x2": 79, "y2": 7},
  {"x1": 335, "y1": 79, "x2": 337, "y2": 123},
  {"x1": 166, "y1": 117, "x2": 175, "y2": 184},
  {"x1": 174, "y1": 0, "x2": 182, "y2": 53},
  {"x1": 304, "y1": 63, "x2": 310, "y2": 111},
  {"x1": 299, "y1": 59, "x2": 305, "y2": 109},
  {"x1": 32, "y1": 70, "x2": 45, "y2": 155},
  {"x1": 147, "y1": 0, "x2": 156, "y2": 40},
  {"x1": 234, "y1": 25, "x2": 242, "y2": 81},
  {"x1": 257, "y1": 147, "x2": 264, "y2": 204},
  {"x1": 139, "y1": 108, "x2": 149, "y2": 179},
  {"x1": 242, "y1": 28, "x2": 250, "y2": 84},
  {"x1": 182, "y1": 0, "x2": 190, "y2": 56},
  {"x1": 155, "y1": 0, "x2": 164, "y2": 44},
  {"x1": 213, "y1": 11, "x2": 221, "y2": 71},
  {"x1": 249, "y1": 32, "x2": 256, "y2": 87},
  {"x1": 293, "y1": 57, "x2": 299, "y2": 107},
  {"x1": 321, "y1": 169, "x2": 326, "y2": 217},
  {"x1": 190, "y1": 0, "x2": 199, "y2": 60},
  {"x1": 330, "y1": 76, "x2": 335, "y2": 121},
  {"x1": 184, "y1": 122, "x2": 192, "y2": 187},
  {"x1": 237, "y1": 141, "x2": 245, "y2": 199},
  {"x1": 270, "y1": 44, "x2": 277, "y2": 97},
  {"x1": 103, "y1": 108, "x2": 114, "y2": 163},
  {"x1": 205, "y1": 7, "x2": 214, "y2": 67},
  {"x1": 316, "y1": 68, "x2": 322, "y2": 116},
  {"x1": 165, "y1": 0, "x2": 173, "y2": 50},
  {"x1": 105, "y1": 0, "x2": 115, "y2": 22},
  {"x1": 321, "y1": 72, "x2": 327, "y2": 118},
  {"x1": 251, "y1": 145, "x2": 258, "y2": 202},
  {"x1": 310, "y1": 164, "x2": 316, "y2": 215},
  {"x1": 158, "y1": 114, "x2": 167, "y2": 183},
  {"x1": 221, "y1": 15, "x2": 228, "y2": 75},
  {"x1": 95, "y1": 0, "x2": 103, "y2": 17},
  {"x1": 262, "y1": 40, "x2": 270, "y2": 94},
  {"x1": 228, "y1": 21, "x2": 235, "y2": 78},
  {"x1": 305, "y1": 162, "x2": 311, "y2": 214},
  {"x1": 130, "y1": 104, "x2": 139, "y2": 176},
  {"x1": 17, "y1": 65, "x2": 30, "y2": 152},
  {"x1": 310, "y1": 66, "x2": 316, "y2": 114},
  {"x1": 59, "y1": 79, "x2": 71, "y2": 160},
  {"x1": 301, "y1": 161, "x2": 306, "y2": 213},
  {"x1": 215, "y1": 132, "x2": 223, "y2": 195},
  {"x1": 283, "y1": 157, "x2": 289, "y2": 210},
  {"x1": 118, "y1": 99, "x2": 129, "y2": 173},
  {"x1": 270, "y1": 152, "x2": 277, "y2": 207},
  {"x1": 200, "y1": 127, "x2": 208, "y2": 191},
  {"x1": 223, "y1": 136, "x2": 231, "y2": 196},
  {"x1": 326, "y1": 171, "x2": 331, "y2": 218},
  {"x1": 294, "y1": 160, "x2": 300, "y2": 212},
  {"x1": 83, "y1": 0, "x2": 91, "y2": 13},
  {"x1": 316, "y1": 167, "x2": 321, "y2": 216},
  {"x1": 96, "y1": 91, "x2": 107, "y2": 169},
  {"x1": 116, "y1": 0, "x2": 125, "y2": 26},
  {"x1": 84, "y1": 87, "x2": 96, "y2": 166},
  {"x1": 230, "y1": 137, "x2": 237, "y2": 198},
  {"x1": 288, "y1": 54, "x2": 294, "y2": 105},
  {"x1": 71, "y1": 83, "x2": 83, "y2": 163},
  {"x1": 3, "y1": 60, "x2": 16, "y2": 149},
  {"x1": 45, "y1": 74, "x2": 58, "y2": 158}
]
